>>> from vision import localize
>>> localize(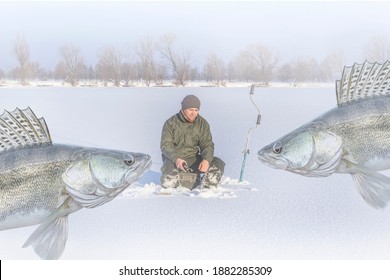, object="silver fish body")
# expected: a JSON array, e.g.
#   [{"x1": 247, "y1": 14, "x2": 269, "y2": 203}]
[
  {"x1": 258, "y1": 61, "x2": 390, "y2": 209},
  {"x1": 0, "y1": 144, "x2": 151, "y2": 230},
  {"x1": 0, "y1": 144, "x2": 78, "y2": 230},
  {"x1": 0, "y1": 108, "x2": 151, "y2": 259}
]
